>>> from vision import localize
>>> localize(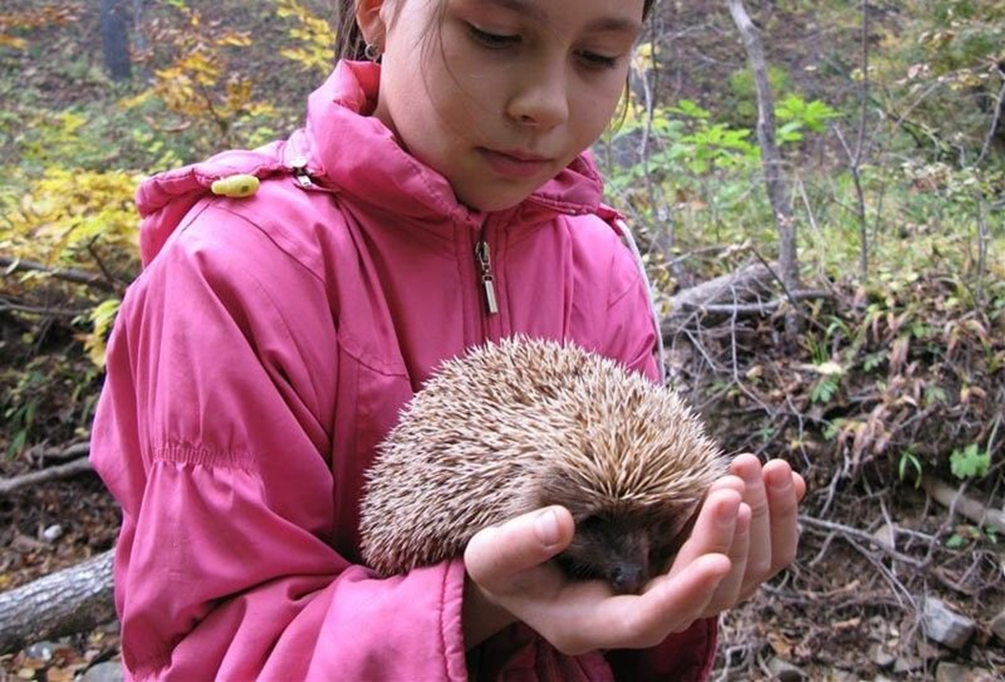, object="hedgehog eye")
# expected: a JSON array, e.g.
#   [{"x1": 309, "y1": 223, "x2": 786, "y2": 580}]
[{"x1": 575, "y1": 514, "x2": 607, "y2": 533}]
